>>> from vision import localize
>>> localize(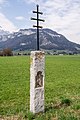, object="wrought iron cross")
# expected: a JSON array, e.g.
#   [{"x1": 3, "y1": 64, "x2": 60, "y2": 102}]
[{"x1": 31, "y1": 5, "x2": 45, "y2": 50}]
